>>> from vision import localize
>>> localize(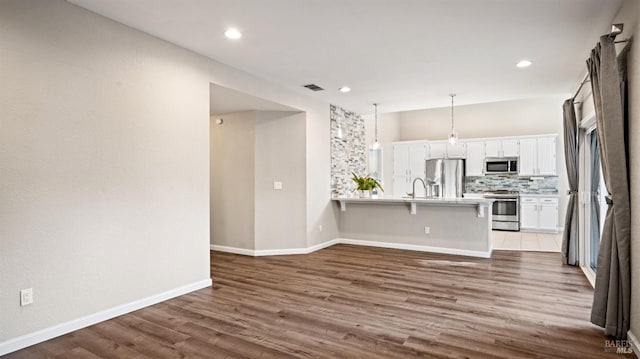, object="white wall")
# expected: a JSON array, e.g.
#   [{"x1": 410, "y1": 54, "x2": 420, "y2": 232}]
[
  {"x1": 211, "y1": 111, "x2": 307, "y2": 252},
  {"x1": 254, "y1": 111, "x2": 306, "y2": 251},
  {"x1": 398, "y1": 96, "x2": 569, "y2": 141},
  {"x1": 210, "y1": 112, "x2": 256, "y2": 250},
  {"x1": 394, "y1": 96, "x2": 569, "y2": 226},
  {"x1": 0, "y1": 0, "x2": 336, "y2": 348},
  {"x1": 0, "y1": 0, "x2": 211, "y2": 342},
  {"x1": 611, "y1": 0, "x2": 639, "y2": 344}
]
